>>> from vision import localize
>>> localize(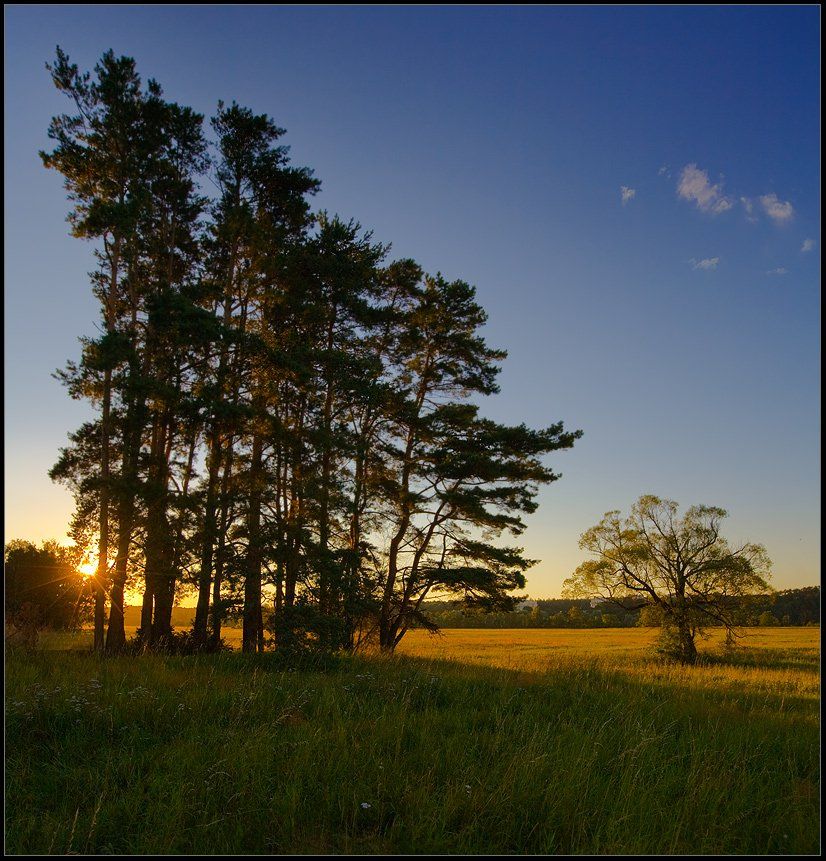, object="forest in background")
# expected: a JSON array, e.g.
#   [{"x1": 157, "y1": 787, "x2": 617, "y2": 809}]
[{"x1": 420, "y1": 587, "x2": 820, "y2": 628}]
